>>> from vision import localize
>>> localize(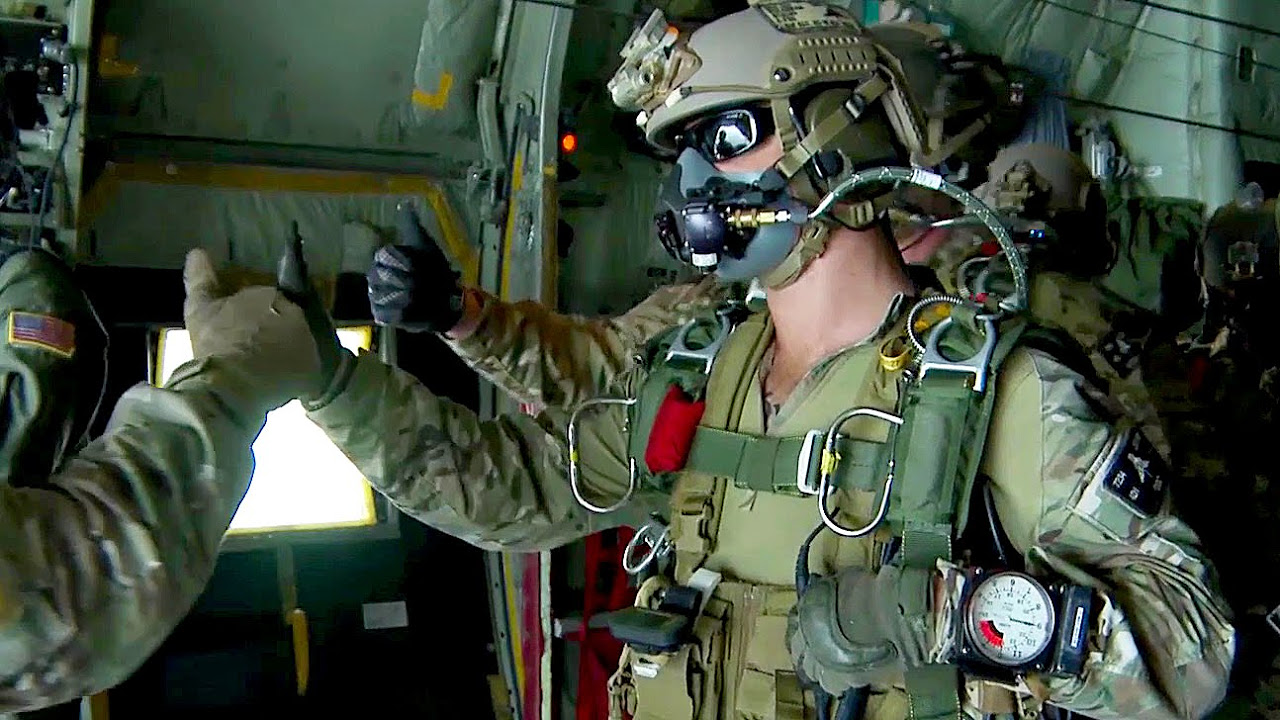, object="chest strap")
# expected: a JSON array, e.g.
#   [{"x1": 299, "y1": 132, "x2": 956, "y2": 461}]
[
  {"x1": 681, "y1": 427, "x2": 884, "y2": 497},
  {"x1": 629, "y1": 308, "x2": 772, "y2": 582}
]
